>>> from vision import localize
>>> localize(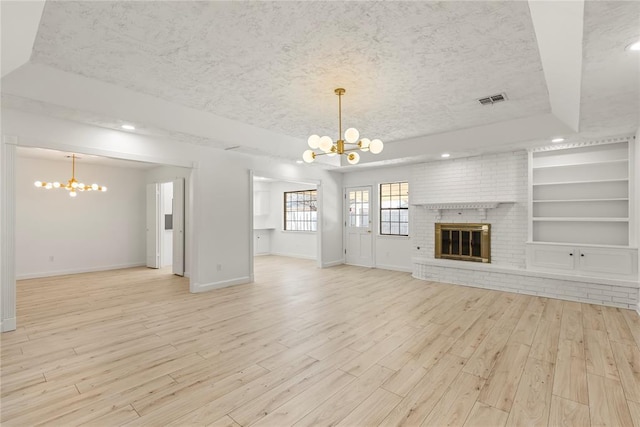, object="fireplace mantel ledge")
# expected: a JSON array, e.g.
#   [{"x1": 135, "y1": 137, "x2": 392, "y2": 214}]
[{"x1": 411, "y1": 201, "x2": 515, "y2": 220}]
